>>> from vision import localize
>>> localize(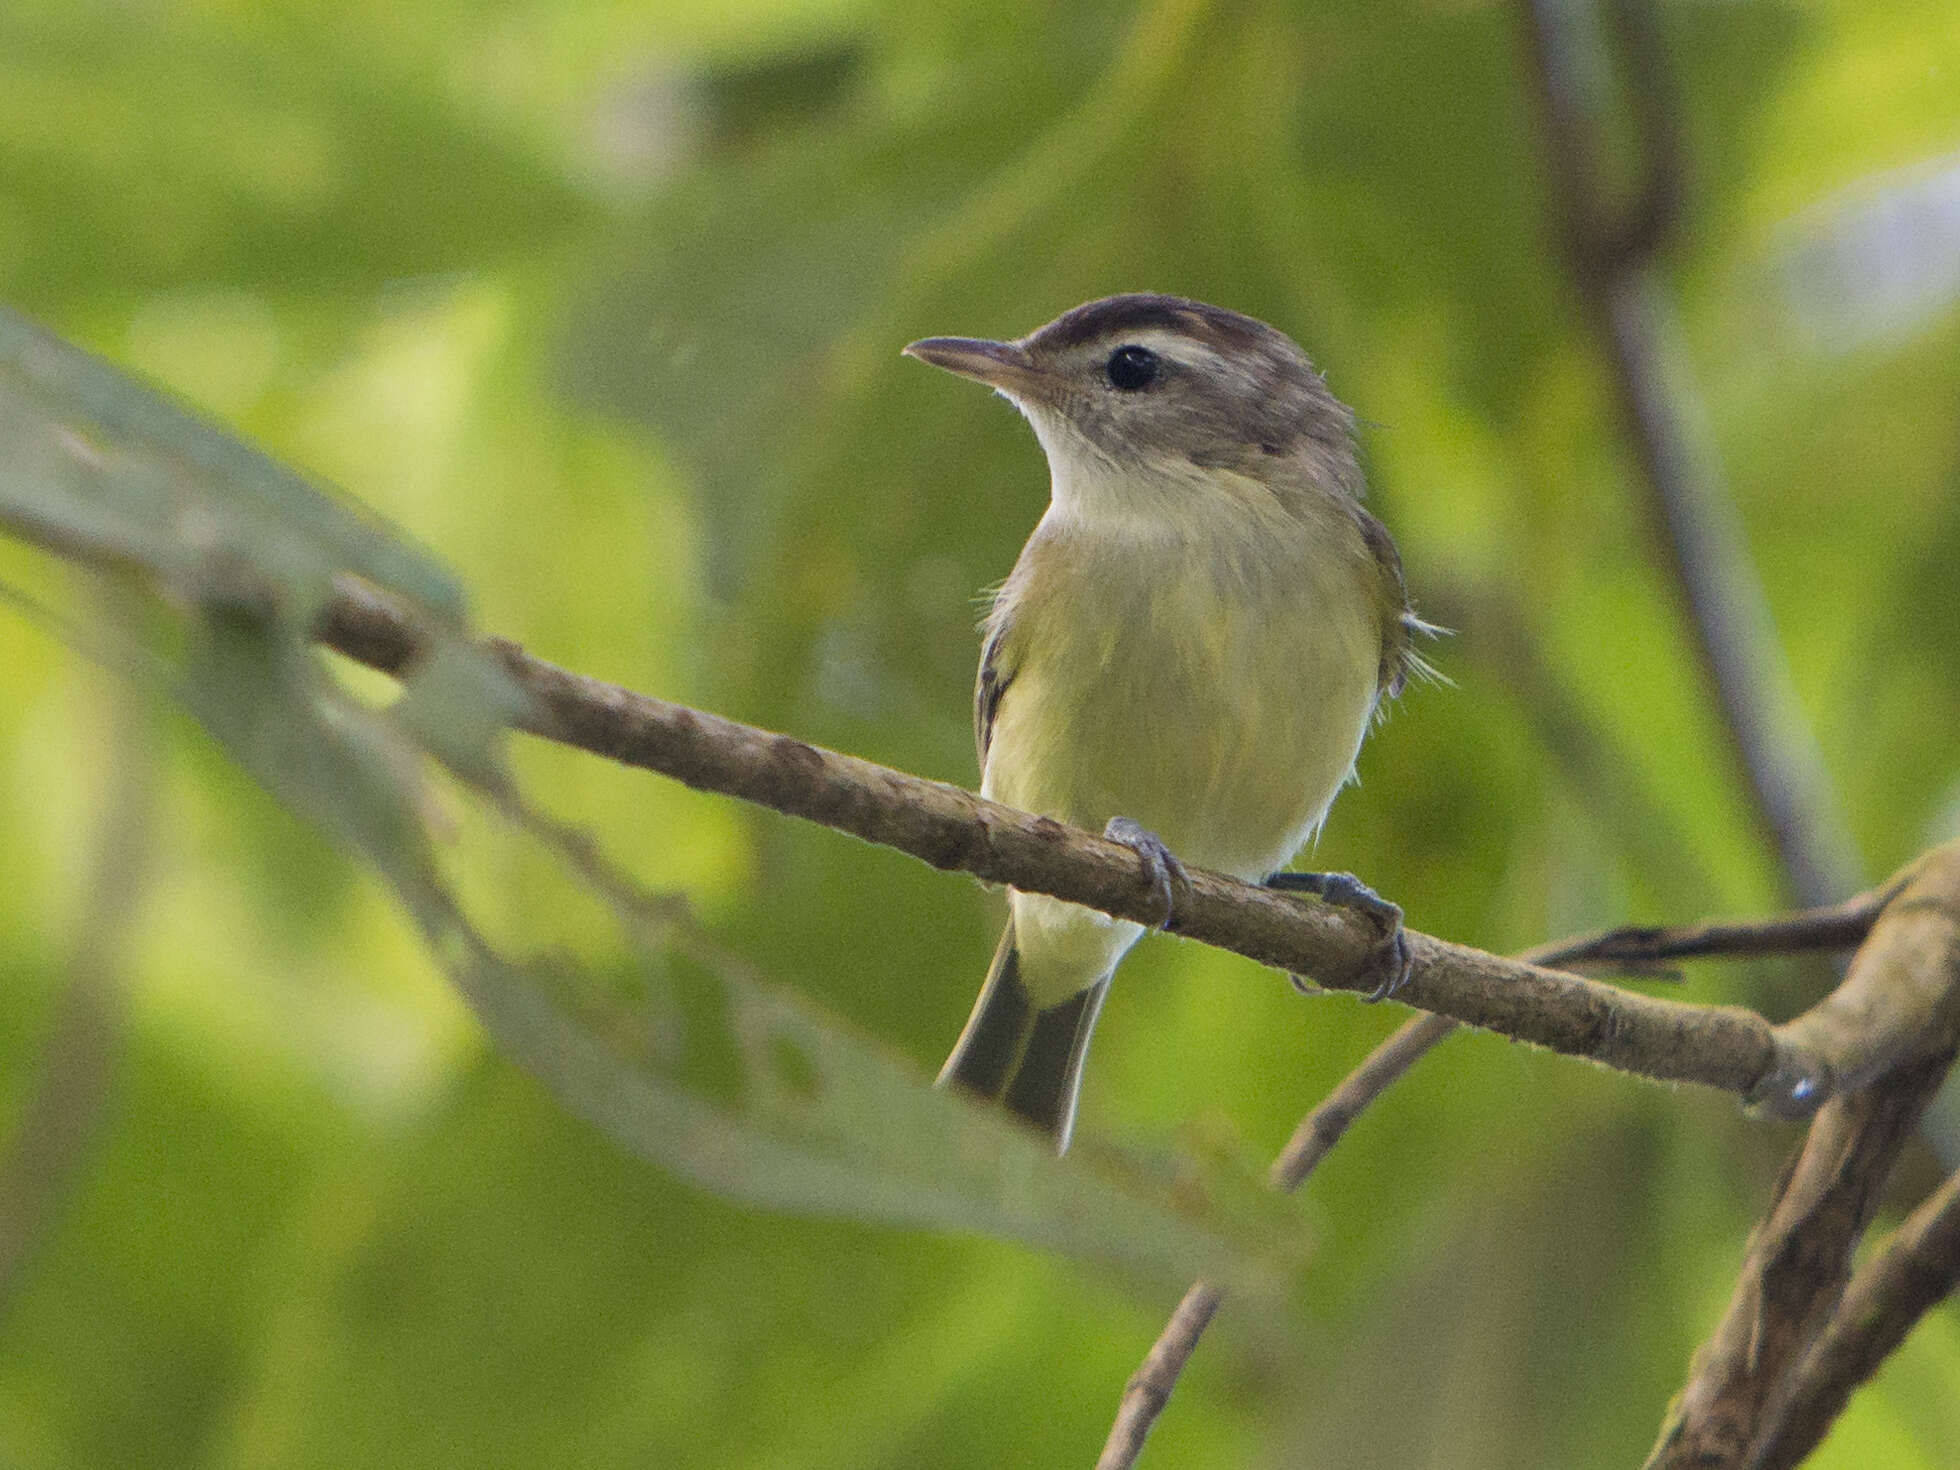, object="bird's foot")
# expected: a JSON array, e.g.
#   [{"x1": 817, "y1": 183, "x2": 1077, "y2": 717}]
[
  {"x1": 1104, "y1": 817, "x2": 1187, "y2": 930},
  {"x1": 1266, "y1": 871, "x2": 1412, "y2": 1002}
]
